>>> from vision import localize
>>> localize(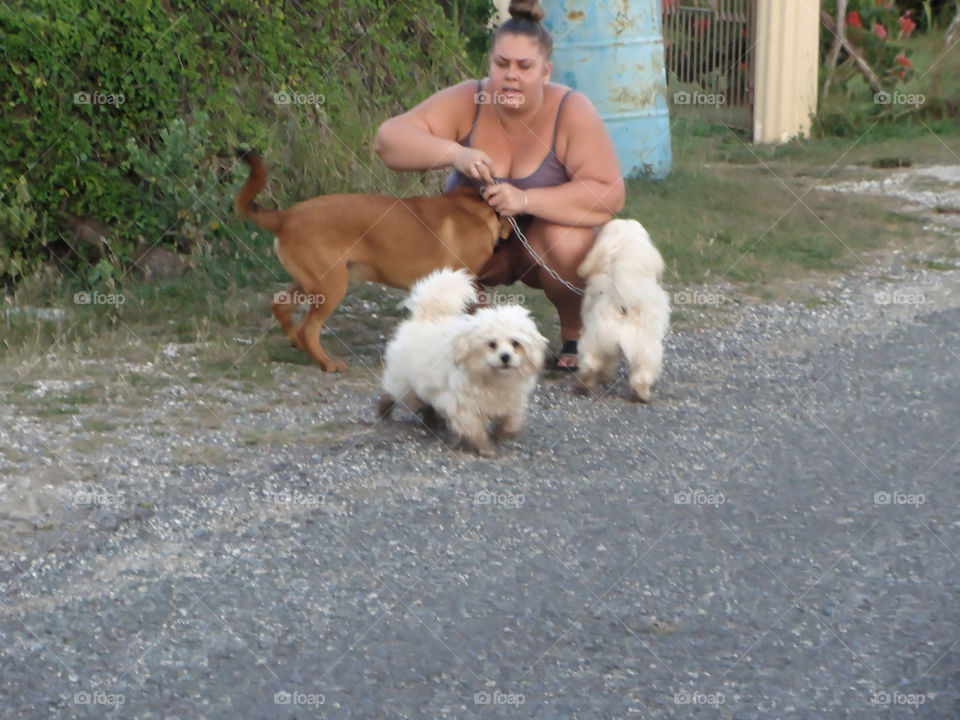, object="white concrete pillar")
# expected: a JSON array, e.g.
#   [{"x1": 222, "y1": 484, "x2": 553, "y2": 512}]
[{"x1": 753, "y1": 0, "x2": 820, "y2": 144}]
